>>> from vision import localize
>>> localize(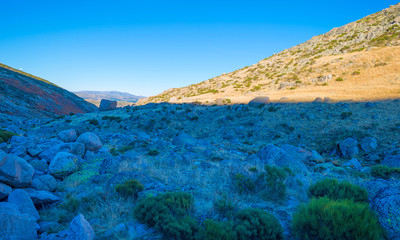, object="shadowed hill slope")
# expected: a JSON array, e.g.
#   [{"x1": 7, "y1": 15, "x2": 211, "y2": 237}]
[
  {"x1": 139, "y1": 3, "x2": 400, "y2": 104},
  {"x1": 0, "y1": 63, "x2": 97, "y2": 118}
]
